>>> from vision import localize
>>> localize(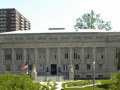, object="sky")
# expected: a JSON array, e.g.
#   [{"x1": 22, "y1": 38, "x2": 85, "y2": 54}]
[{"x1": 0, "y1": 0, "x2": 120, "y2": 31}]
